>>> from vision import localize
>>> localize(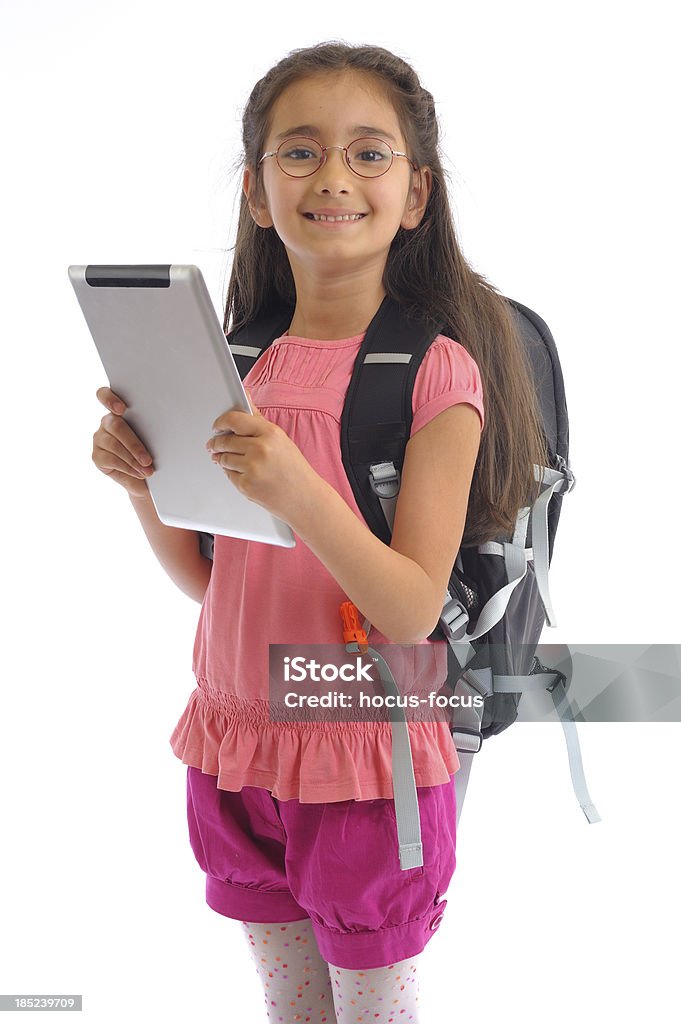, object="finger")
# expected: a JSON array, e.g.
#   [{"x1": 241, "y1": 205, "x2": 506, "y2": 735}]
[
  {"x1": 97, "y1": 427, "x2": 153, "y2": 473},
  {"x1": 212, "y1": 450, "x2": 245, "y2": 472},
  {"x1": 208, "y1": 434, "x2": 247, "y2": 454},
  {"x1": 96, "y1": 386, "x2": 126, "y2": 414},
  {"x1": 221, "y1": 464, "x2": 243, "y2": 487},
  {"x1": 94, "y1": 447, "x2": 149, "y2": 479},
  {"x1": 100, "y1": 413, "x2": 153, "y2": 466},
  {"x1": 211, "y1": 416, "x2": 236, "y2": 434},
  {"x1": 212, "y1": 406, "x2": 259, "y2": 433}
]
